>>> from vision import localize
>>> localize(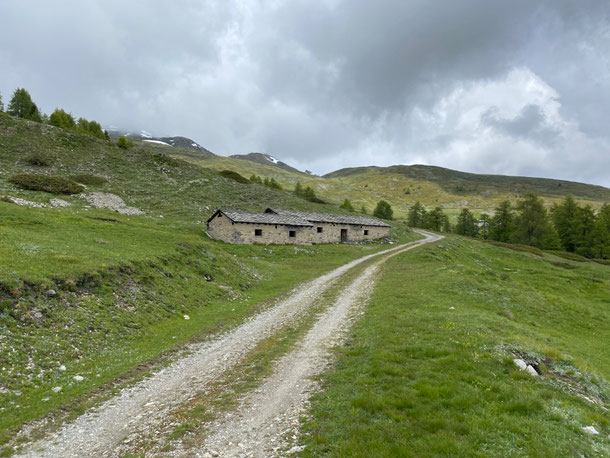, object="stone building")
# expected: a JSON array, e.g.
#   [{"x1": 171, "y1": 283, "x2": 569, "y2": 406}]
[{"x1": 206, "y1": 208, "x2": 391, "y2": 245}]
